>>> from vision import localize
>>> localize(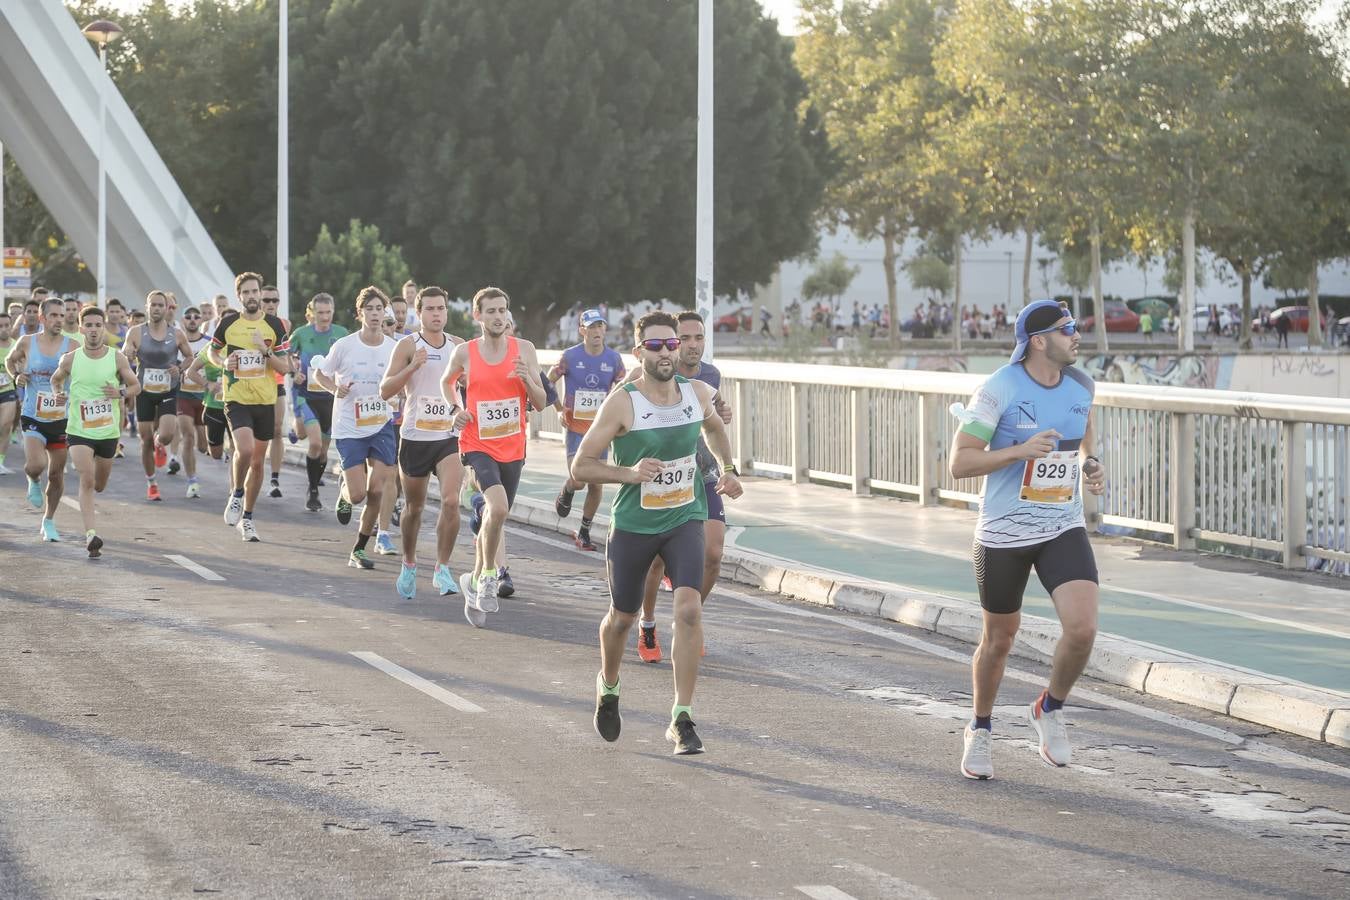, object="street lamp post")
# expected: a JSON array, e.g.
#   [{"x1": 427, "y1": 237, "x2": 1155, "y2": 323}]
[
  {"x1": 277, "y1": 0, "x2": 288, "y2": 320},
  {"x1": 82, "y1": 19, "x2": 123, "y2": 309},
  {"x1": 696, "y1": 0, "x2": 713, "y2": 360}
]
